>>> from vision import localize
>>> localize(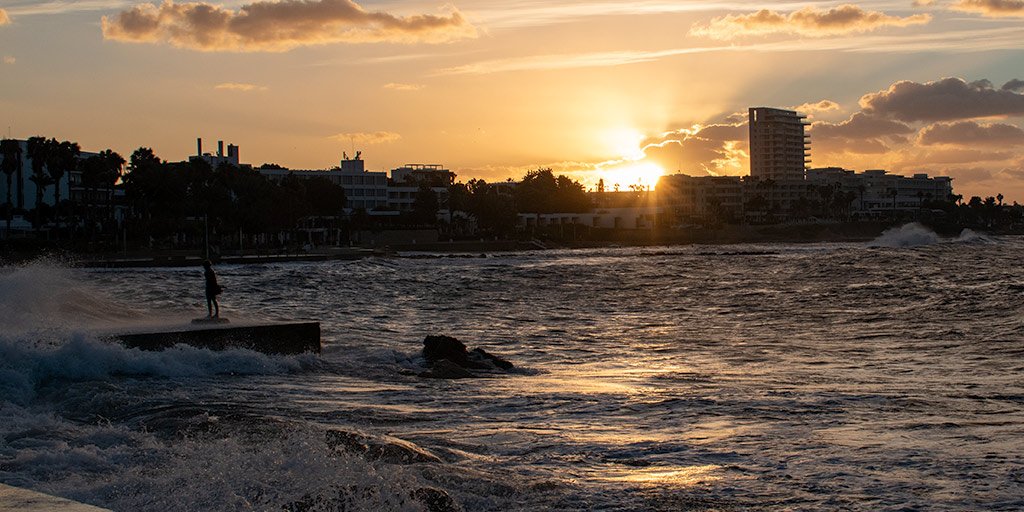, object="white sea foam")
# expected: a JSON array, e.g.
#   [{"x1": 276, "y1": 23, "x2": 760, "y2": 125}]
[{"x1": 868, "y1": 222, "x2": 942, "y2": 247}]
